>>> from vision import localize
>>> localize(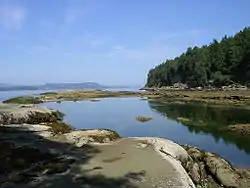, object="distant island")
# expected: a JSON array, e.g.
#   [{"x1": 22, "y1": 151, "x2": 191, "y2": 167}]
[
  {"x1": 0, "y1": 82, "x2": 104, "y2": 91},
  {"x1": 146, "y1": 27, "x2": 250, "y2": 88}
]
